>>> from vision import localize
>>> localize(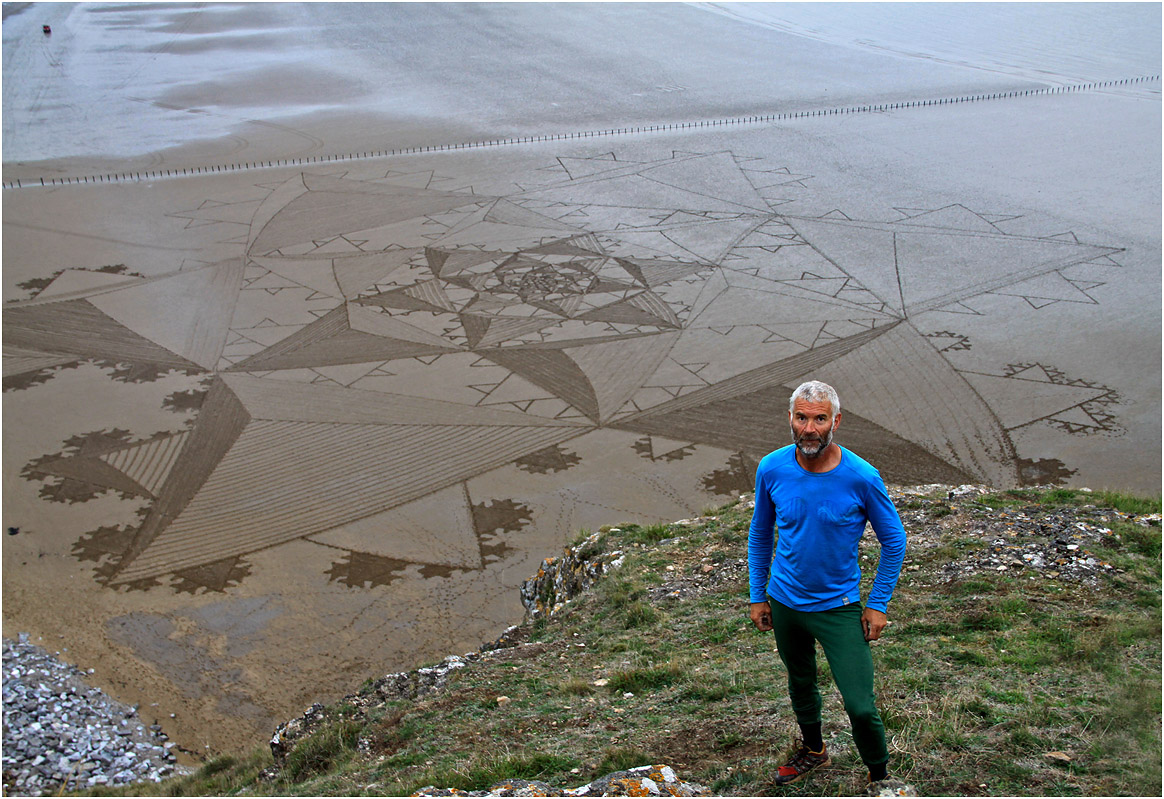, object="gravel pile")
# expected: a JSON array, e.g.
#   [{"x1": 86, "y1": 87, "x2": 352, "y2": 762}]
[
  {"x1": 2, "y1": 634, "x2": 187, "y2": 796},
  {"x1": 937, "y1": 503, "x2": 1156, "y2": 586}
]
